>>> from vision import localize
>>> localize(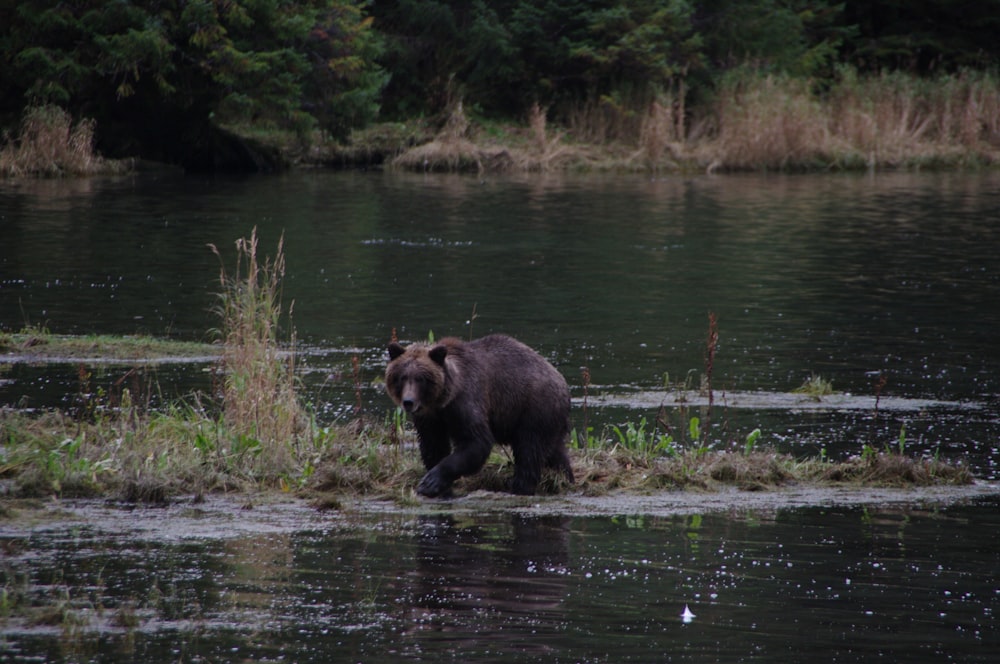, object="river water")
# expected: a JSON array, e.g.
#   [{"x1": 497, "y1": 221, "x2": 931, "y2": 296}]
[{"x1": 2, "y1": 170, "x2": 999, "y2": 660}]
